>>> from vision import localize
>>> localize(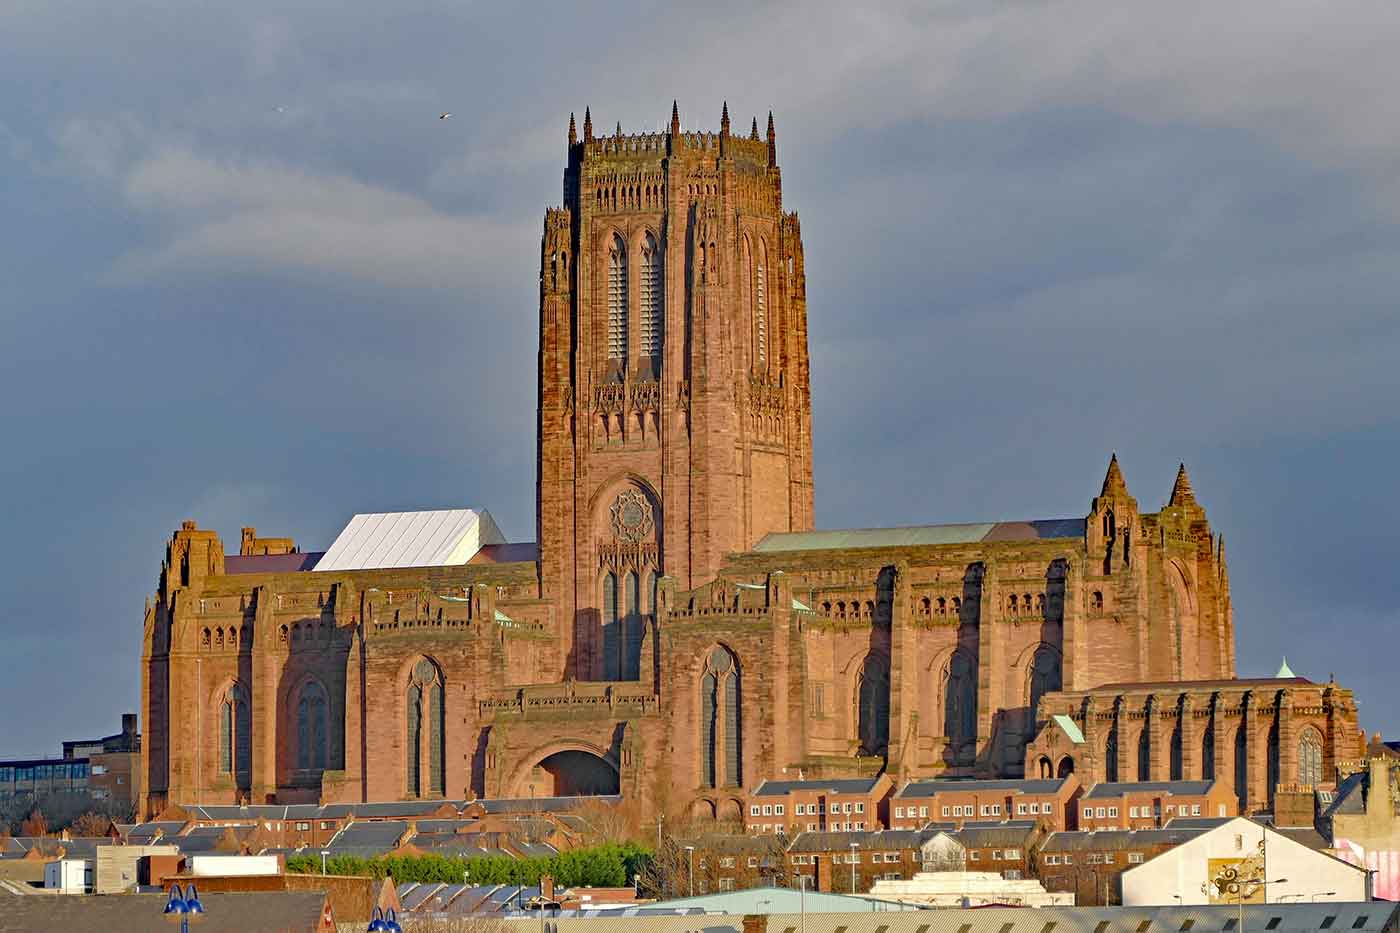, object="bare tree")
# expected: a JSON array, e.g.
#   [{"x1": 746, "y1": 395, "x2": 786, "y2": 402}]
[
  {"x1": 20, "y1": 808, "x2": 48, "y2": 838},
  {"x1": 69, "y1": 812, "x2": 112, "y2": 837}
]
